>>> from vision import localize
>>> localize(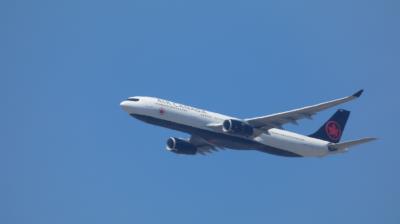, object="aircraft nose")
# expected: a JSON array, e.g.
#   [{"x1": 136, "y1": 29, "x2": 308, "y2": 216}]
[{"x1": 120, "y1": 100, "x2": 130, "y2": 112}]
